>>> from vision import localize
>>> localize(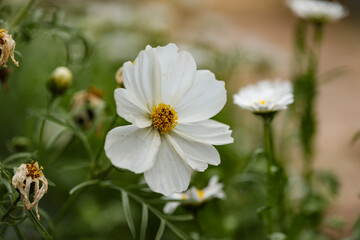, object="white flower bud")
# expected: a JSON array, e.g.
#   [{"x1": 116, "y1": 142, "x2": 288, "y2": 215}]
[{"x1": 47, "y1": 66, "x2": 73, "y2": 96}]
